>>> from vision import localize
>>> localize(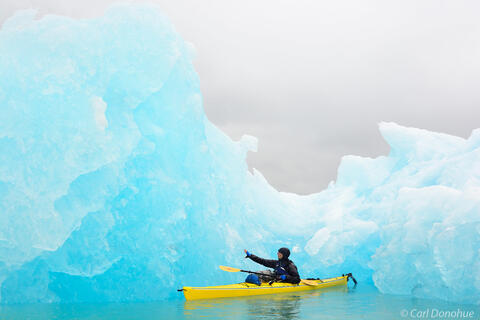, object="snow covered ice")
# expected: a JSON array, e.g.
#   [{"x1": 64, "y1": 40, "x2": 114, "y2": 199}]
[{"x1": 0, "y1": 4, "x2": 479, "y2": 304}]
